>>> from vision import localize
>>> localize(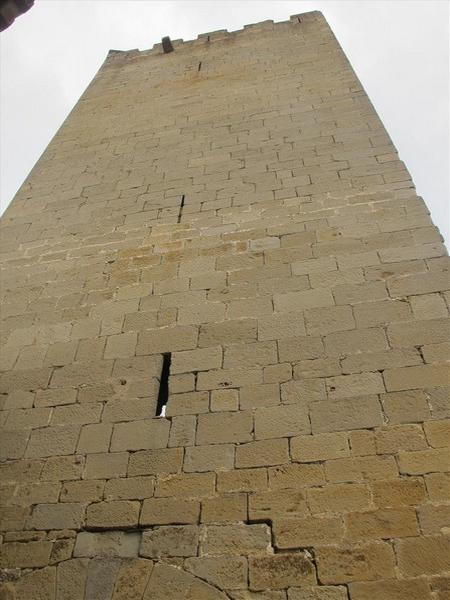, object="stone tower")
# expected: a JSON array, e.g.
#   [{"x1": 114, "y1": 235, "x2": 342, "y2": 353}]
[{"x1": 0, "y1": 11, "x2": 449, "y2": 600}]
